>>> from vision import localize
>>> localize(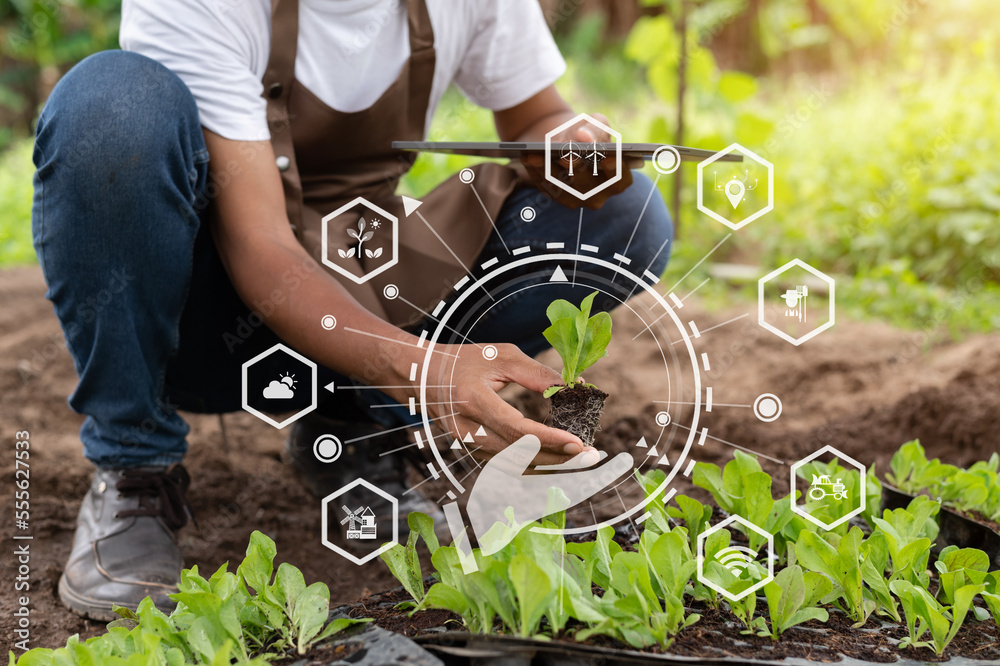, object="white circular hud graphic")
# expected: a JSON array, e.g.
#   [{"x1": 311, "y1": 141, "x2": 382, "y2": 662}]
[{"x1": 407, "y1": 251, "x2": 706, "y2": 540}]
